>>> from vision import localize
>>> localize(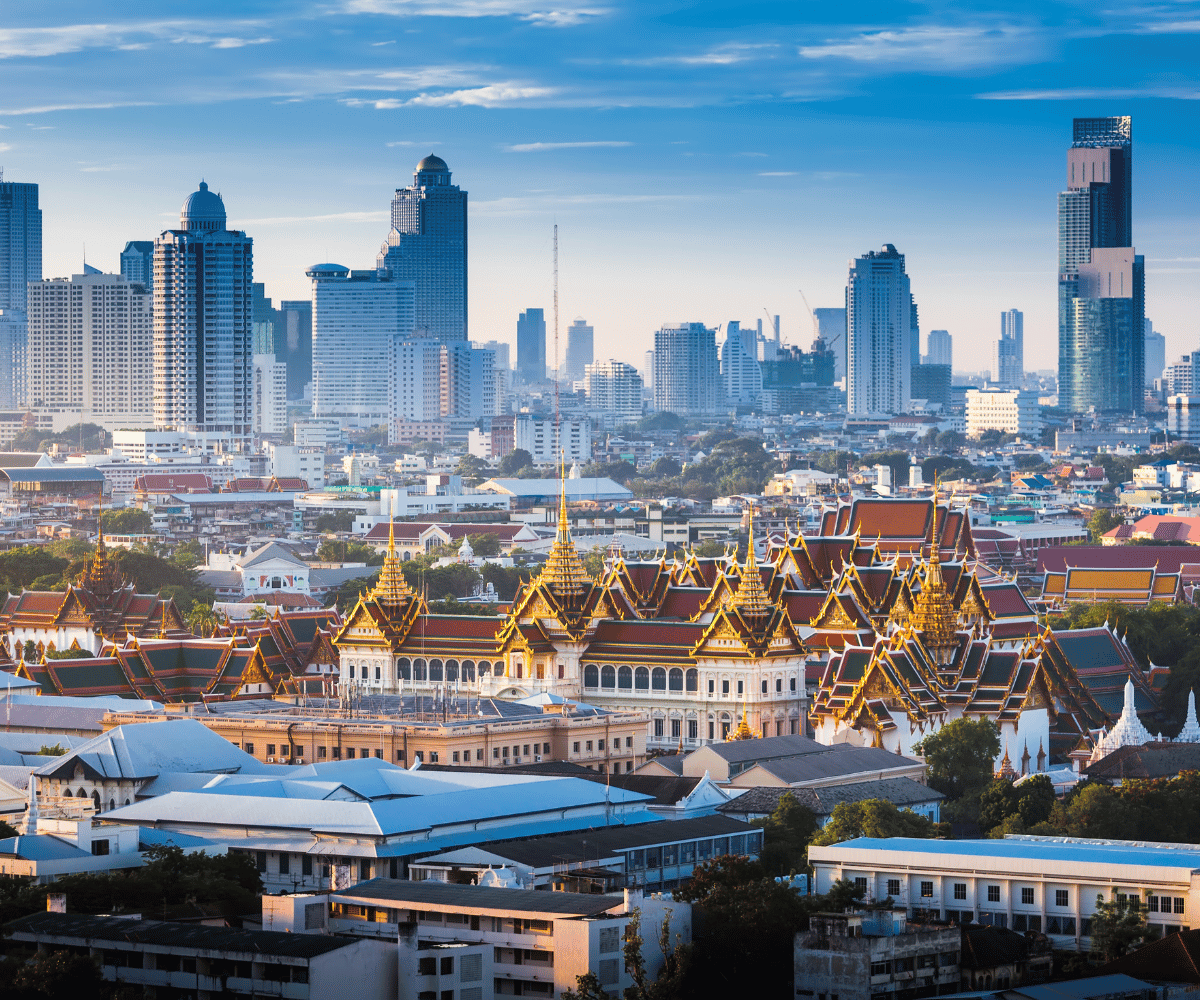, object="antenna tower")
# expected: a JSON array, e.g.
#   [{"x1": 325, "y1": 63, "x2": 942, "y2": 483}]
[{"x1": 553, "y1": 224, "x2": 560, "y2": 459}]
